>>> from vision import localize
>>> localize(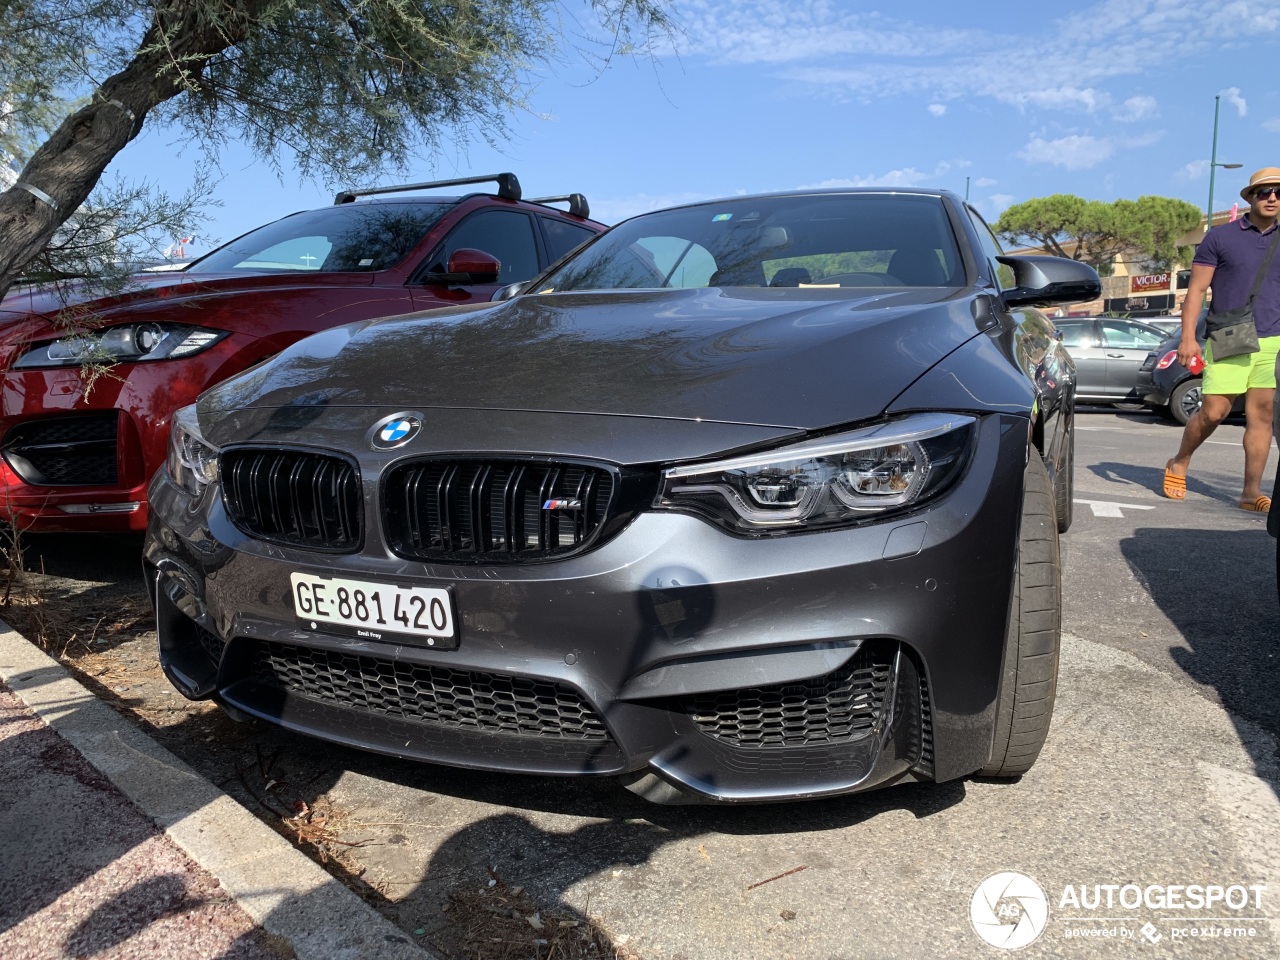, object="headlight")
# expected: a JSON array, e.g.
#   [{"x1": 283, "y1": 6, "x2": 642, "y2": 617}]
[
  {"x1": 166, "y1": 404, "x2": 220, "y2": 498},
  {"x1": 656, "y1": 412, "x2": 975, "y2": 534},
  {"x1": 13, "y1": 322, "x2": 228, "y2": 368}
]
